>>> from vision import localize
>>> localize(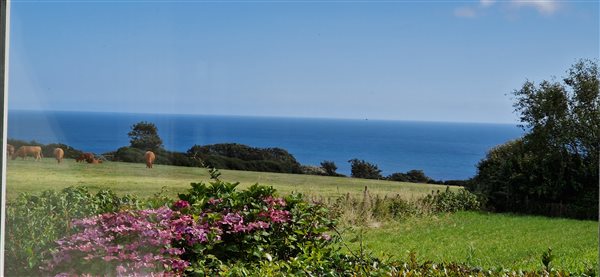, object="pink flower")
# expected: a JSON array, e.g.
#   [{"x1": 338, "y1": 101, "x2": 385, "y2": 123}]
[
  {"x1": 173, "y1": 200, "x2": 190, "y2": 210},
  {"x1": 263, "y1": 196, "x2": 286, "y2": 207}
]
